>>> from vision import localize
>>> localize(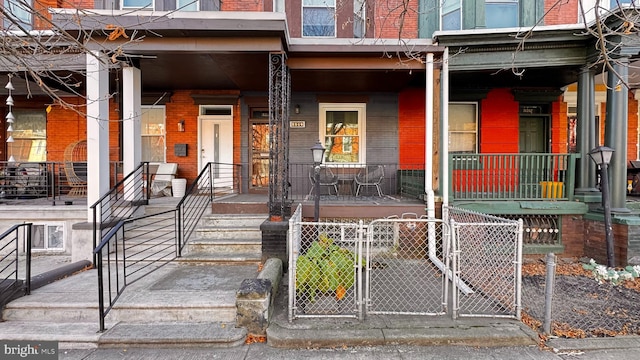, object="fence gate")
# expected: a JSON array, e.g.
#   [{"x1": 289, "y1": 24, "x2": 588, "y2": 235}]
[
  {"x1": 365, "y1": 216, "x2": 449, "y2": 315},
  {"x1": 288, "y1": 205, "x2": 522, "y2": 321},
  {"x1": 446, "y1": 206, "x2": 523, "y2": 319}
]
